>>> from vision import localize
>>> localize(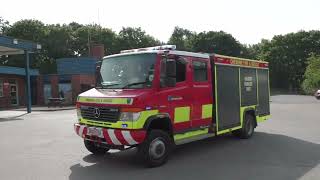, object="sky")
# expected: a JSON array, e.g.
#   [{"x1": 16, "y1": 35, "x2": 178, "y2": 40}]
[{"x1": 1, "y1": 0, "x2": 320, "y2": 45}]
